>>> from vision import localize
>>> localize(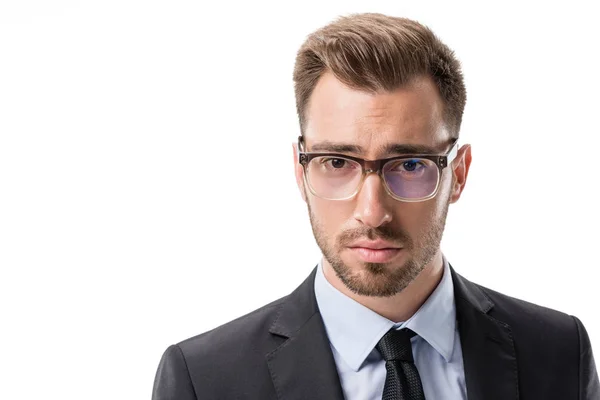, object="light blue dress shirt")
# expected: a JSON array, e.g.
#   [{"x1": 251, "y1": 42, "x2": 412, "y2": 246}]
[{"x1": 314, "y1": 255, "x2": 467, "y2": 400}]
